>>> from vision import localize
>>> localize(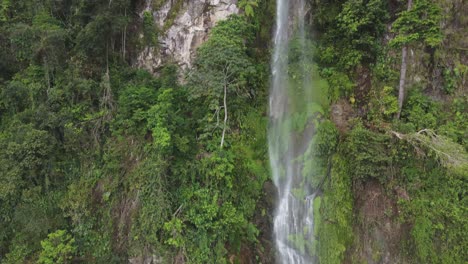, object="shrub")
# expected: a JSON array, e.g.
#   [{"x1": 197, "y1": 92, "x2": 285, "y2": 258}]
[{"x1": 38, "y1": 230, "x2": 76, "y2": 264}]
